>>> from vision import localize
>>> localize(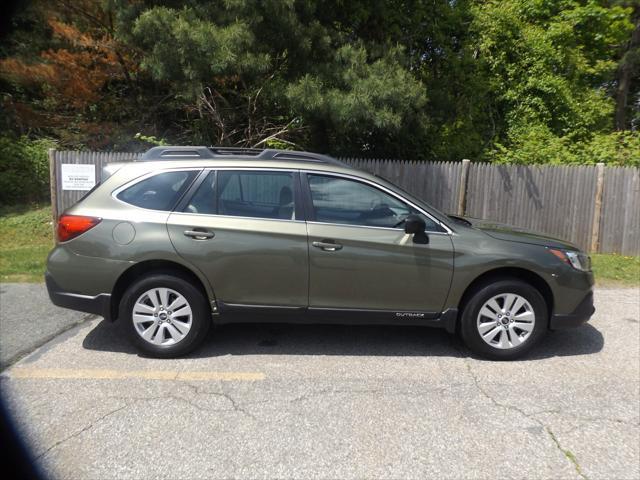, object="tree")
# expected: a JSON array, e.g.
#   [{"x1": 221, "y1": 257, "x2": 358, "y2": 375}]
[
  {"x1": 0, "y1": 0, "x2": 637, "y2": 165},
  {"x1": 0, "y1": 0, "x2": 136, "y2": 148},
  {"x1": 123, "y1": 1, "x2": 434, "y2": 157},
  {"x1": 613, "y1": 1, "x2": 640, "y2": 130},
  {"x1": 470, "y1": 0, "x2": 637, "y2": 164}
]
